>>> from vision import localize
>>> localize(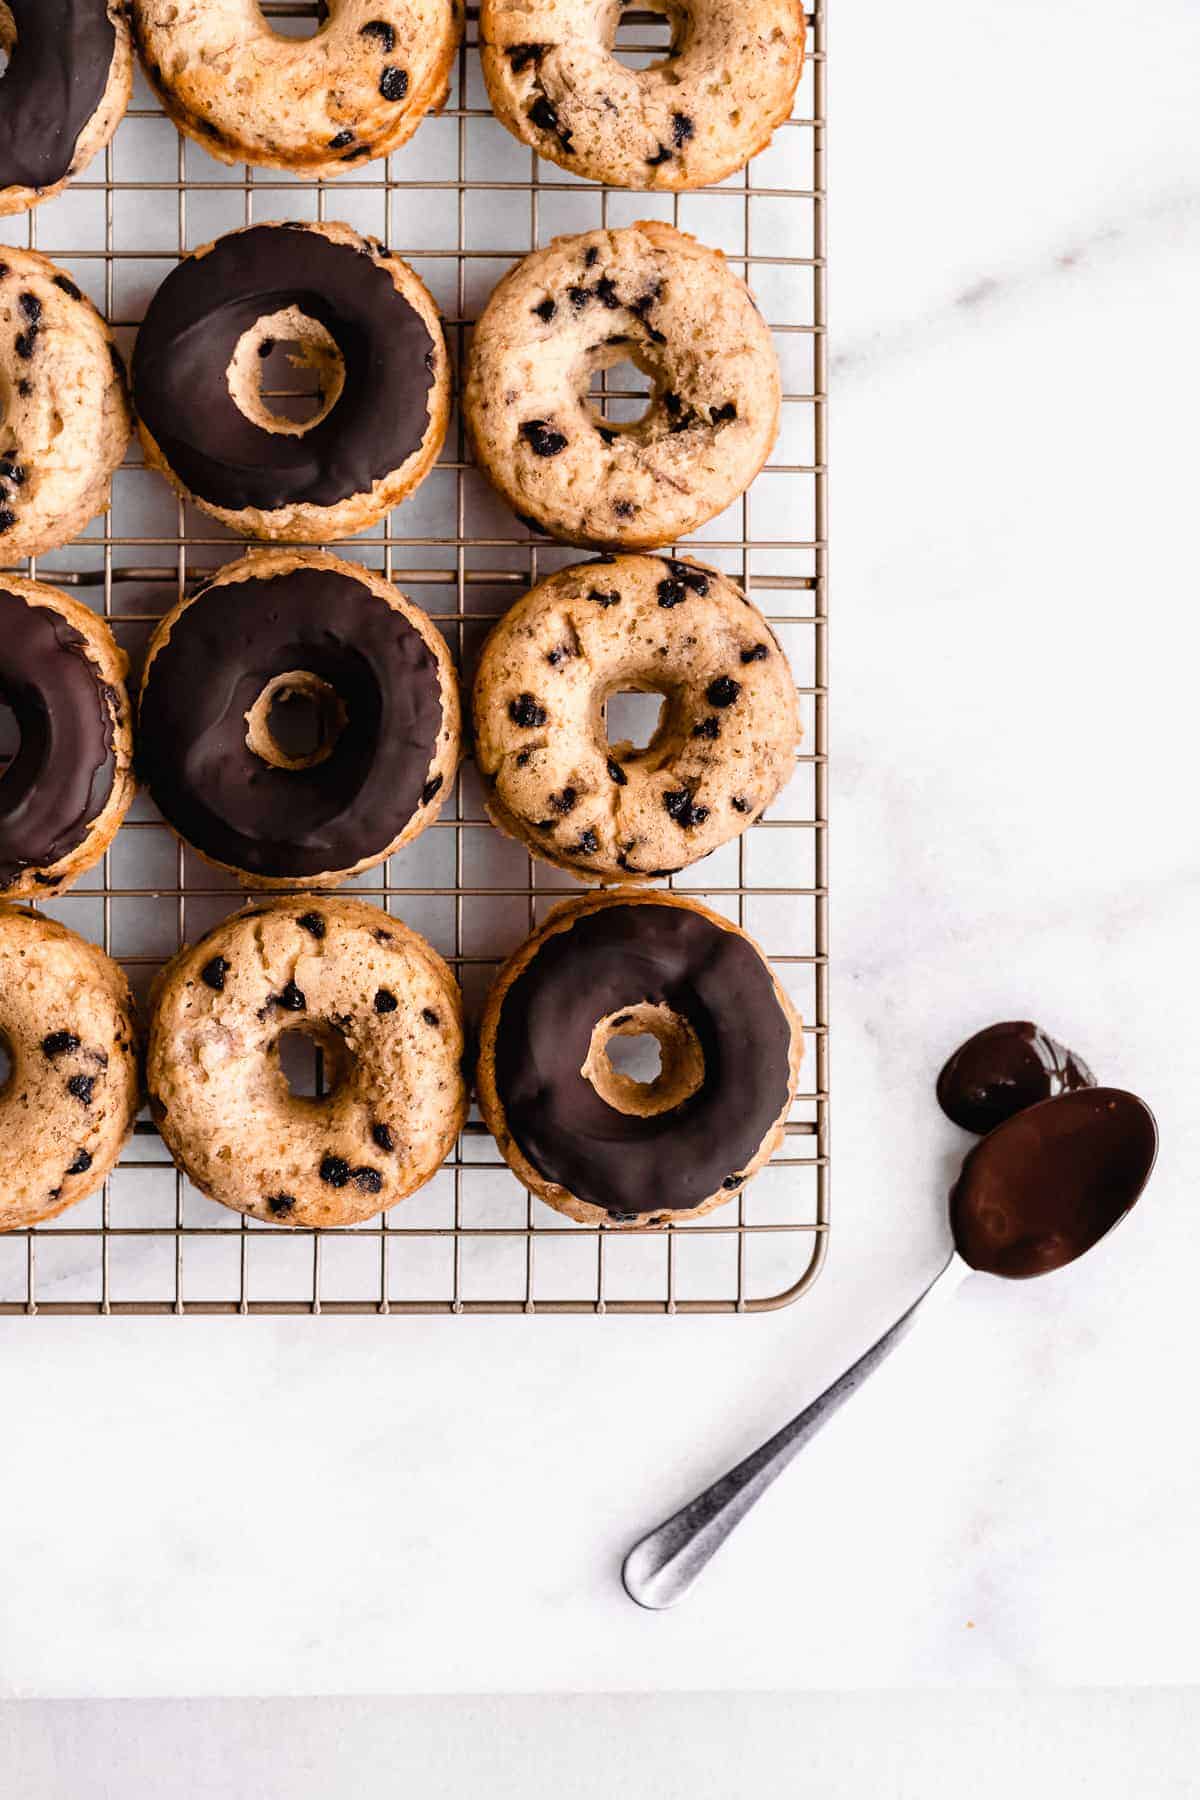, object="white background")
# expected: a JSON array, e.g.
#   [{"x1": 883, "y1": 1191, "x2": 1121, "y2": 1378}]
[{"x1": 3, "y1": 0, "x2": 1200, "y2": 1784}]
